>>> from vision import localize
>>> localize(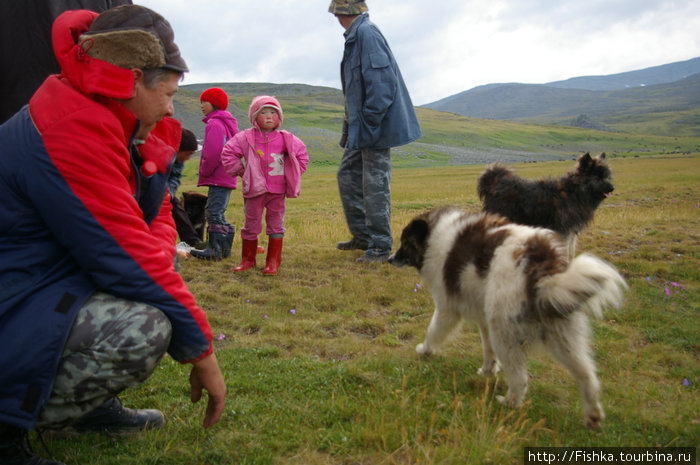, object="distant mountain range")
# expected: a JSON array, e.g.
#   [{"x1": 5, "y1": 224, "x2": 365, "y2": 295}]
[
  {"x1": 545, "y1": 56, "x2": 700, "y2": 90},
  {"x1": 423, "y1": 56, "x2": 700, "y2": 137}
]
